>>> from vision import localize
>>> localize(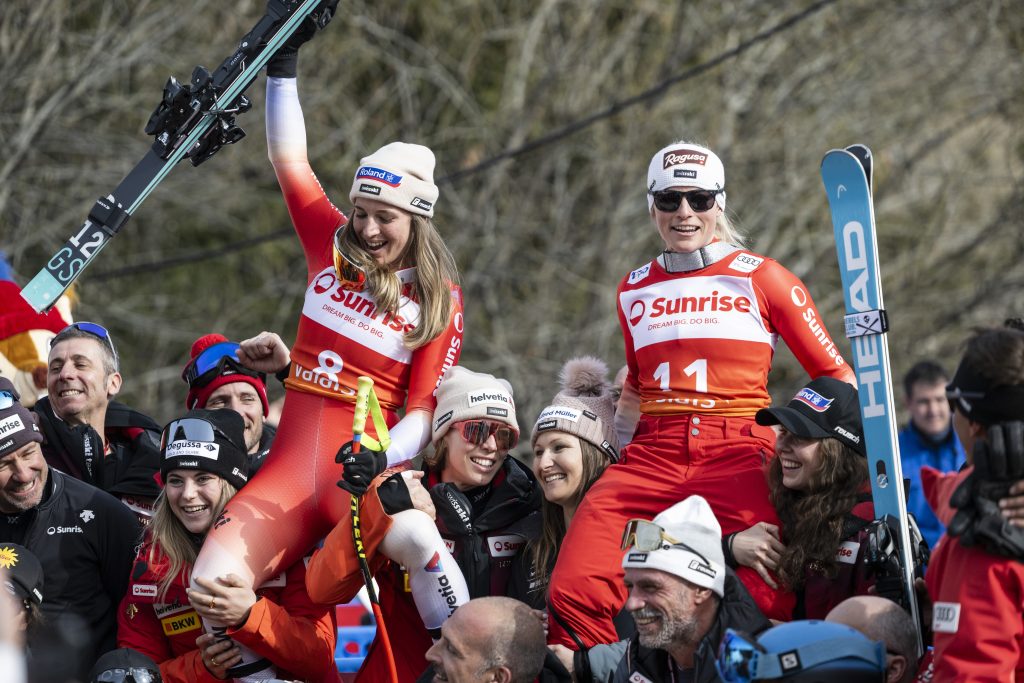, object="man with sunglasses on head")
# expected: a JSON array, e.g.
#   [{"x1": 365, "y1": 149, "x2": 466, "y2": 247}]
[
  {"x1": 34, "y1": 322, "x2": 162, "y2": 524},
  {"x1": 181, "y1": 334, "x2": 276, "y2": 475},
  {"x1": 548, "y1": 142, "x2": 854, "y2": 650},
  {"x1": 562, "y1": 495, "x2": 769, "y2": 682},
  {"x1": 0, "y1": 377, "x2": 142, "y2": 680}
]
